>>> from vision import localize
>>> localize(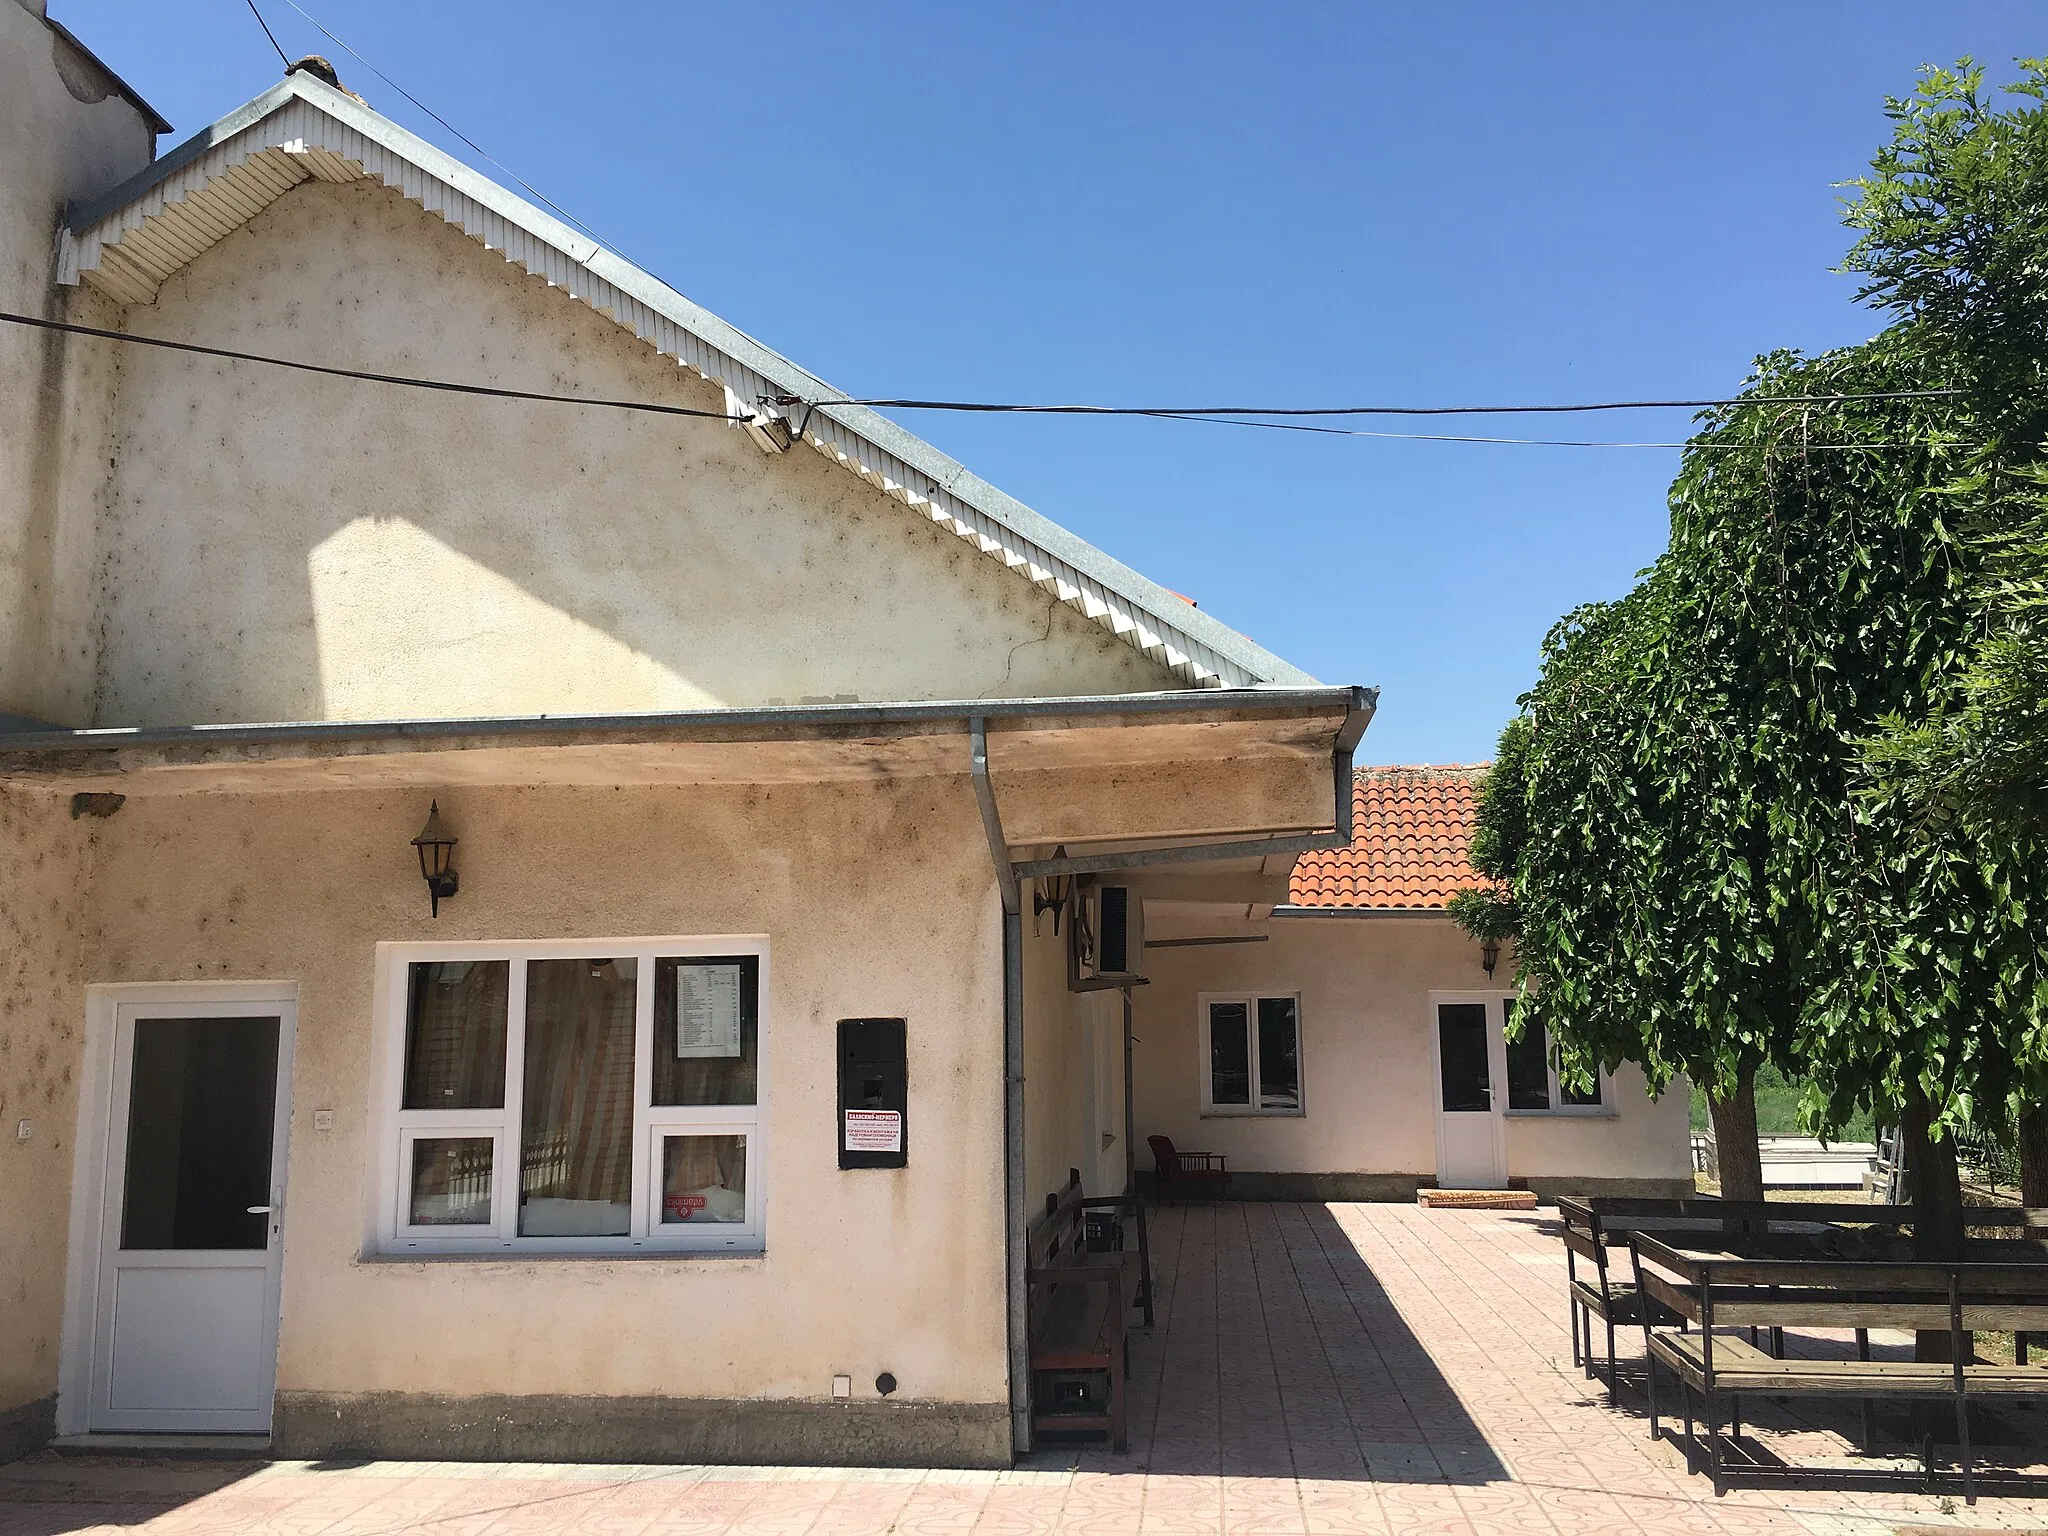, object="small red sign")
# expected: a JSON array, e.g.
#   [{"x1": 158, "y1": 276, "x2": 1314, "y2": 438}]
[{"x1": 664, "y1": 1193, "x2": 707, "y2": 1219}]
